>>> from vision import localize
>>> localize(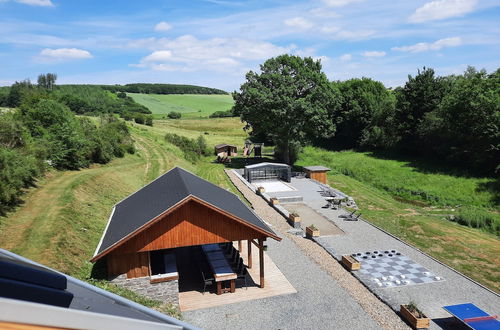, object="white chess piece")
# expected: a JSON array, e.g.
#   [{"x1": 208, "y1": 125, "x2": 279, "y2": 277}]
[
  {"x1": 381, "y1": 276, "x2": 387, "y2": 281},
  {"x1": 434, "y1": 276, "x2": 441, "y2": 280},
  {"x1": 395, "y1": 280, "x2": 401, "y2": 284}
]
